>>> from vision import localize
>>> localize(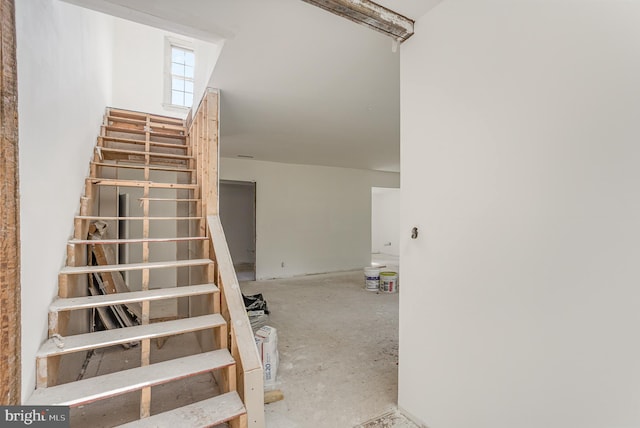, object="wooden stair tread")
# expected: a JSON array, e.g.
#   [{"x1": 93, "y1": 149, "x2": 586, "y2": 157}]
[
  {"x1": 27, "y1": 350, "x2": 234, "y2": 406},
  {"x1": 60, "y1": 259, "x2": 212, "y2": 275},
  {"x1": 99, "y1": 136, "x2": 188, "y2": 150},
  {"x1": 97, "y1": 147, "x2": 193, "y2": 160},
  {"x1": 117, "y1": 392, "x2": 246, "y2": 428},
  {"x1": 104, "y1": 125, "x2": 187, "y2": 139},
  {"x1": 37, "y1": 314, "x2": 225, "y2": 358},
  {"x1": 92, "y1": 162, "x2": 194, "y2": 173},
  {"x1": 76, "y1": 215, "x2": 201, "y2": 221},
  {"x1": 89, "y1": 178, "x2": 198, "y2": 190},
  {"x1": 69, "y1": 236, "x2": 207, "y2": 245},
  {"x1": 50, "y1": 284, "x2": 218, "y2": 312}
]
